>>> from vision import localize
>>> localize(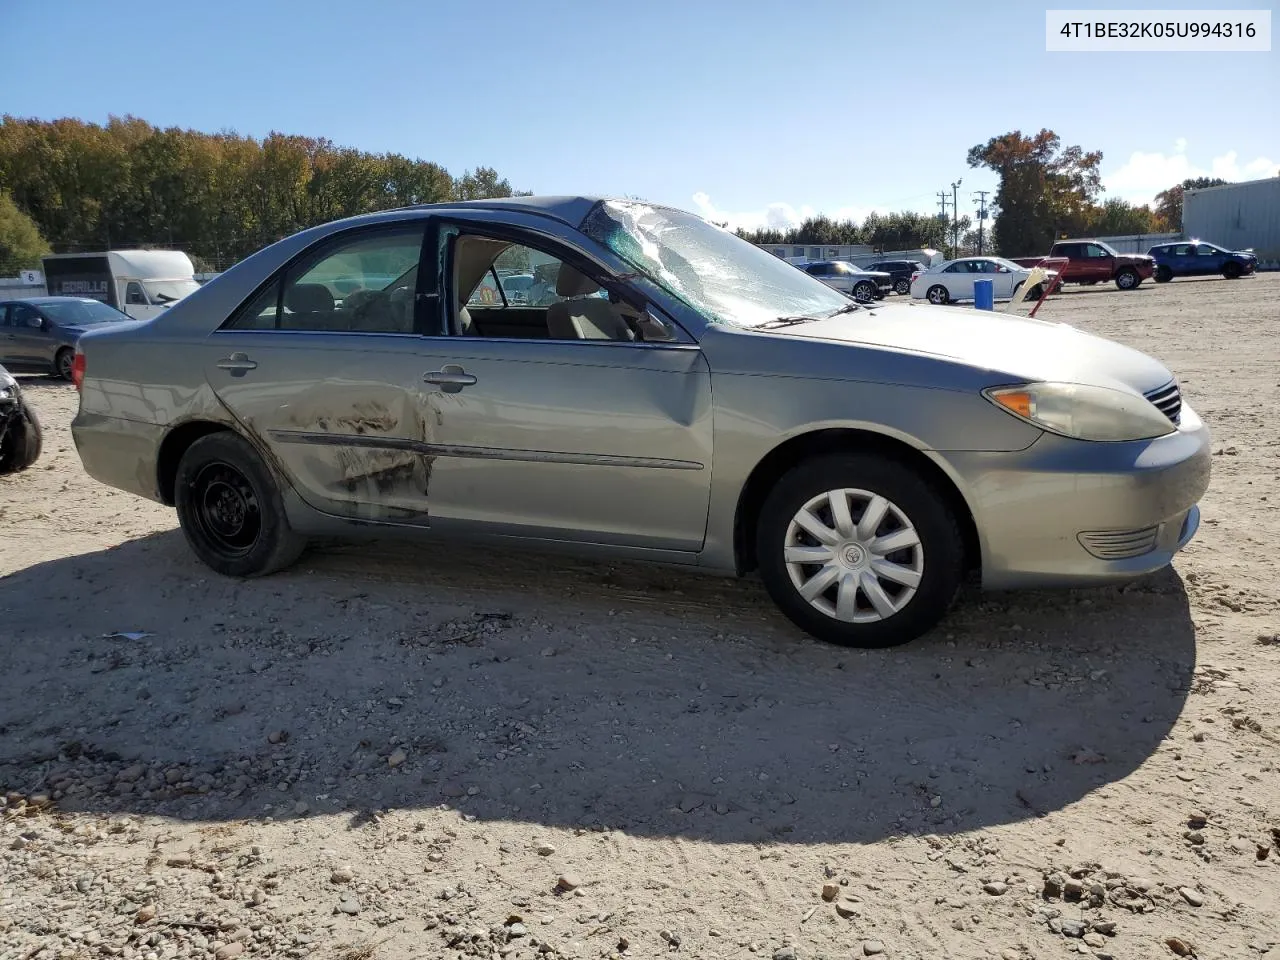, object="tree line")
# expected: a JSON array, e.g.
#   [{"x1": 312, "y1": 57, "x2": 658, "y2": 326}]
[
  {"x1": 738, "y1": 129, "x2": 1244, "y2": 257},
  {"x1": 0, "y1": 115, "x2": 525, "y2": 274}
]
